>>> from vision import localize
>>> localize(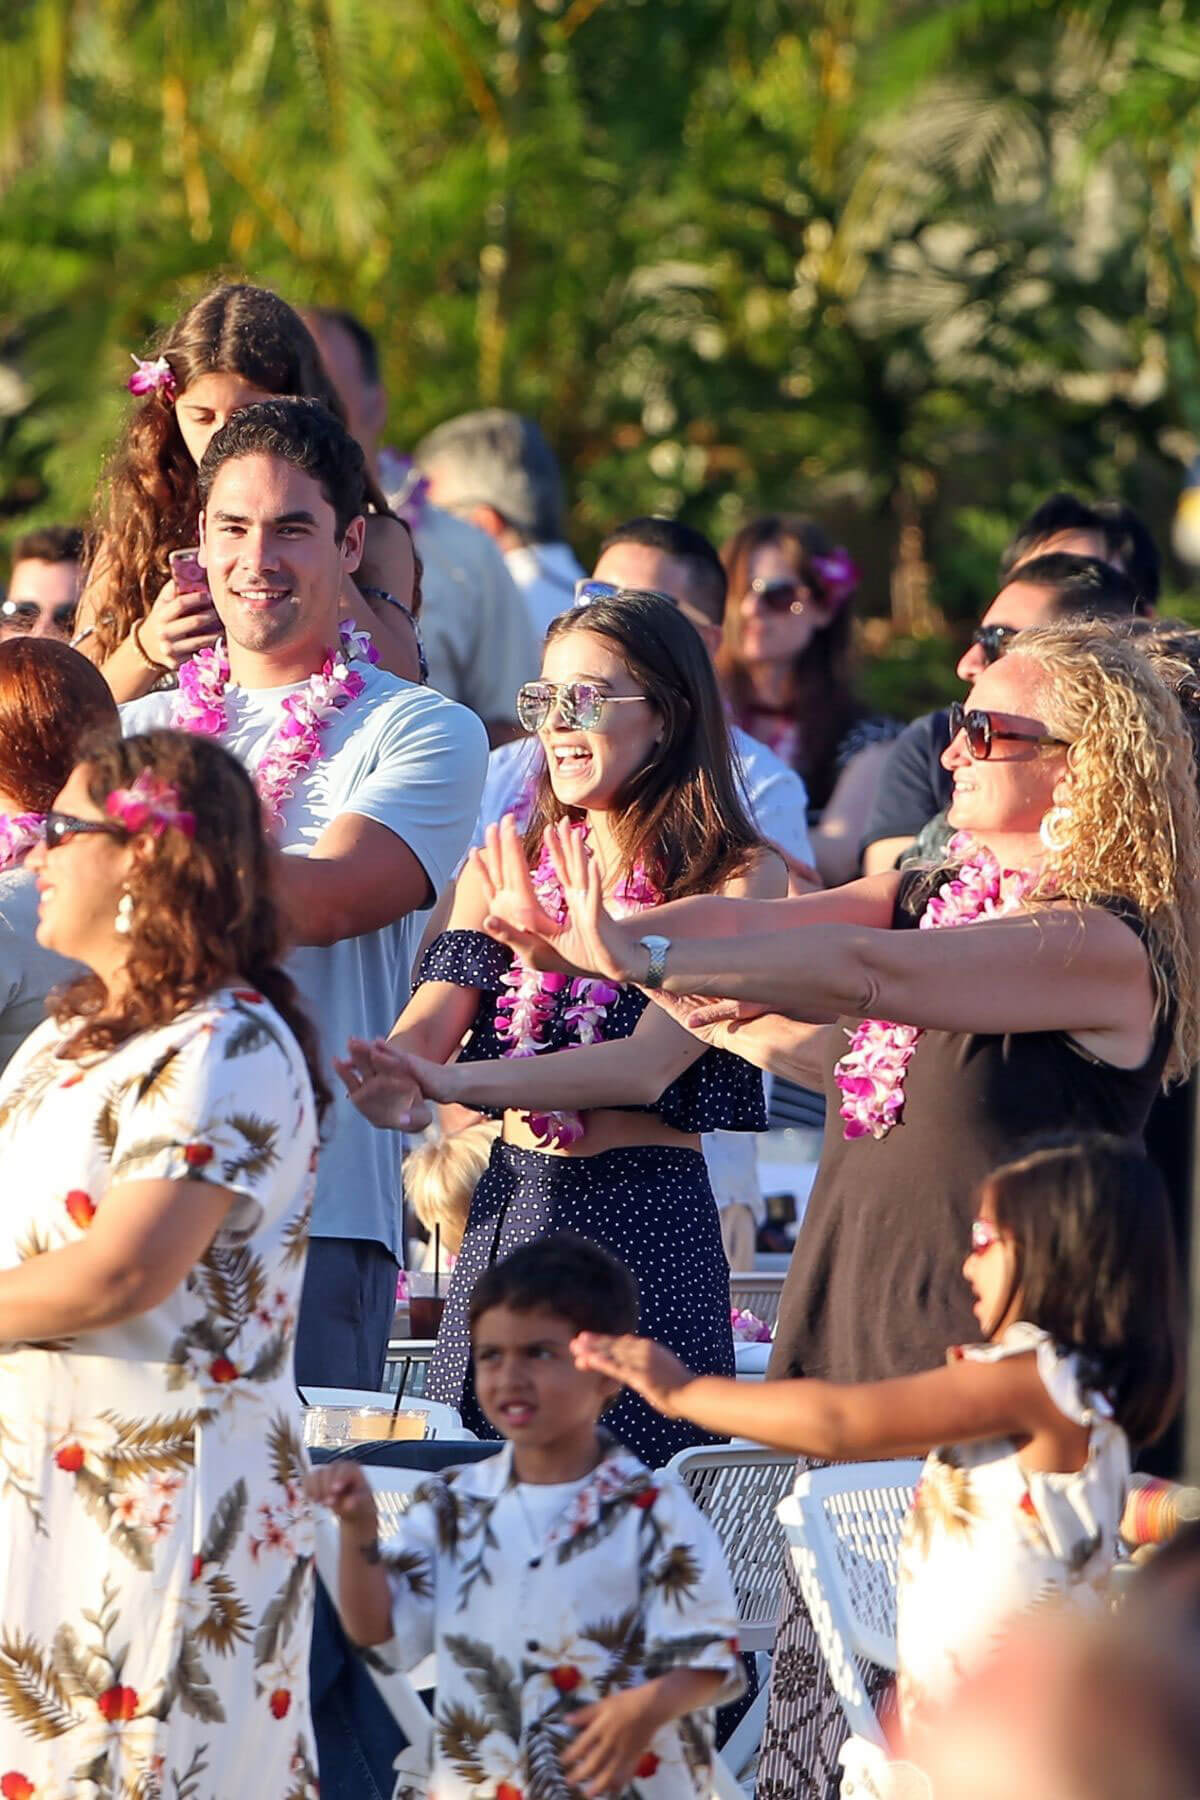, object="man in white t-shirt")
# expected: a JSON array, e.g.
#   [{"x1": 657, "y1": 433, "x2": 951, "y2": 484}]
[
  {"x1": 122, "y1": 398, "x2": 488, "y2": 1388},
  {"x1": 414, "y1": 408, "x2": 584, "y2": 642}
]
